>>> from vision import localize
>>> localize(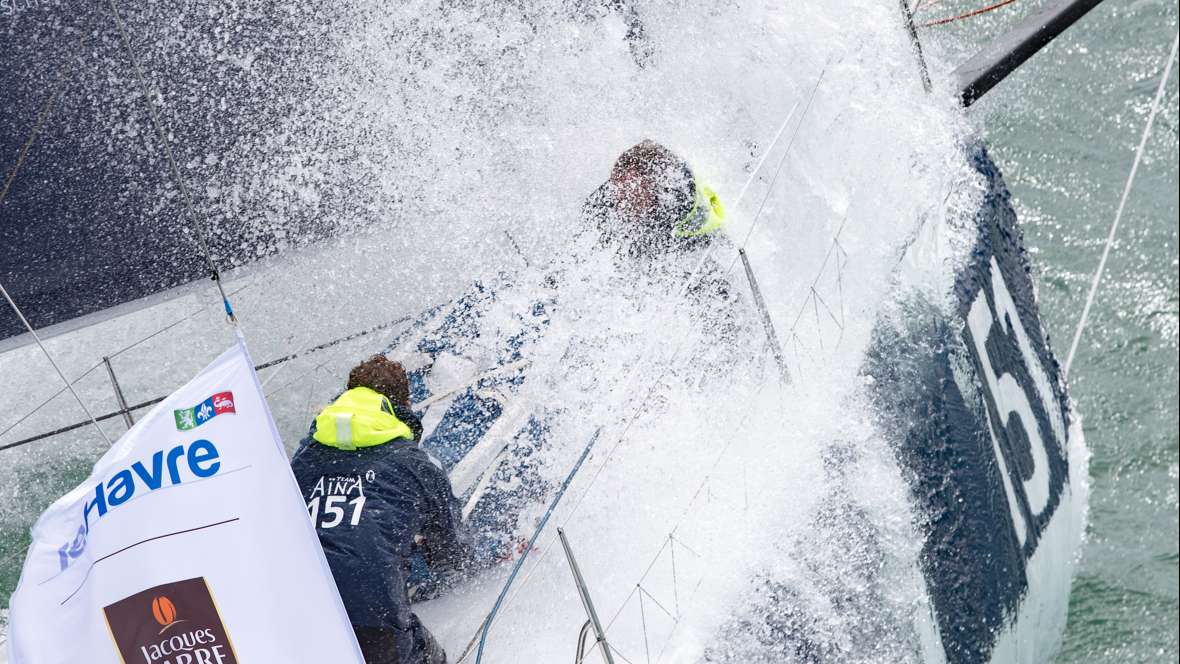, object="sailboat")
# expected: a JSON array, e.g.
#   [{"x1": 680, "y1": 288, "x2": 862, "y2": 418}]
[{"x1": 3, "y1": 0, "x2": 1145, "y2": 661}]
